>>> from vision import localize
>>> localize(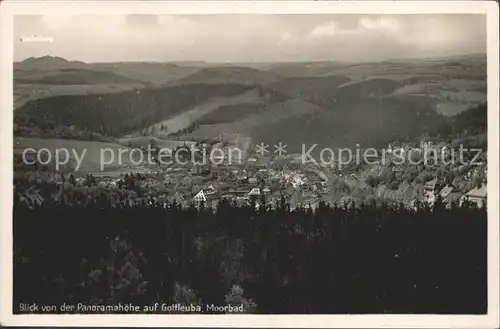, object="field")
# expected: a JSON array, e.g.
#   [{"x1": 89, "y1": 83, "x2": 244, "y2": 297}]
[
  {"x1": 146, "y1": 89, "x2": 263, "y2": 137},
  {"x1": 195, "y1": 103, "x2": 268, "y2": 125},
  {"x1": 15, "y1": 137, "x2": 140, "y2": 174},
  {"x1": 115, "y1": 136, "x2": 196, "y2": 149}
]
